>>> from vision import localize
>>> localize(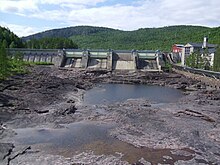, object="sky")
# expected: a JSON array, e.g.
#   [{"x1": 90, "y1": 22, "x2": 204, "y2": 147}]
[{"x1": 0, "y1": 0, "x2": 220, "y2": 37}]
